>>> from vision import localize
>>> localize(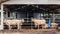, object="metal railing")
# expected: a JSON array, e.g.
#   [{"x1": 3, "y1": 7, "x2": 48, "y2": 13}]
[{"x1": 3, "y1": 18, "x2": 59, "y2": 29}]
